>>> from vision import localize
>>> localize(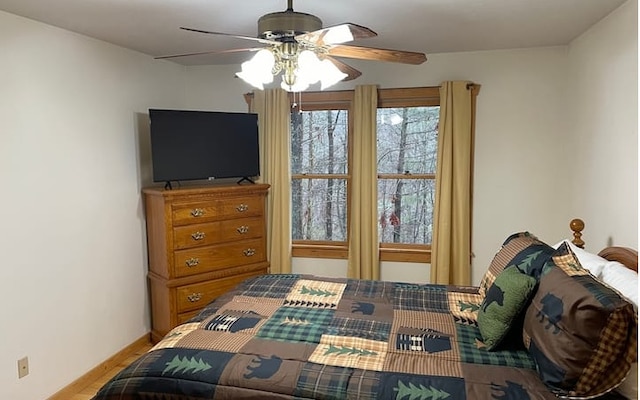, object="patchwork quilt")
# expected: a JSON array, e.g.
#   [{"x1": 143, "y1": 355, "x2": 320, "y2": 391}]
[{"x1": 93, "y1": 274, "x2": 587, "y2": 400}]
